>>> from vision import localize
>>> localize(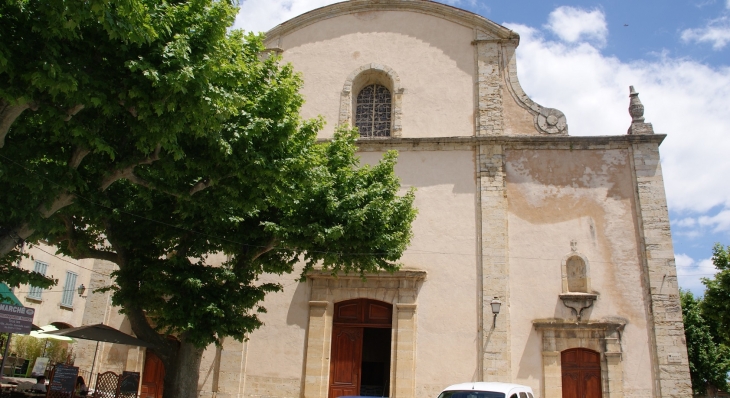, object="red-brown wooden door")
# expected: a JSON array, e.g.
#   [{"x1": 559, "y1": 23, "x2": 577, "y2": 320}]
[
  {"x1": 141, "y1": 351, "x2": 165, "y2": 398},
  {"x1": 328, "y1": 299, "x2": 392, "y2": 398},
  {"x1": 561, "y1": 348, "x2": 602, "y2": 398},
  {"x1": 328, "y1": 326, "x2": 364, "y2": 398}
]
